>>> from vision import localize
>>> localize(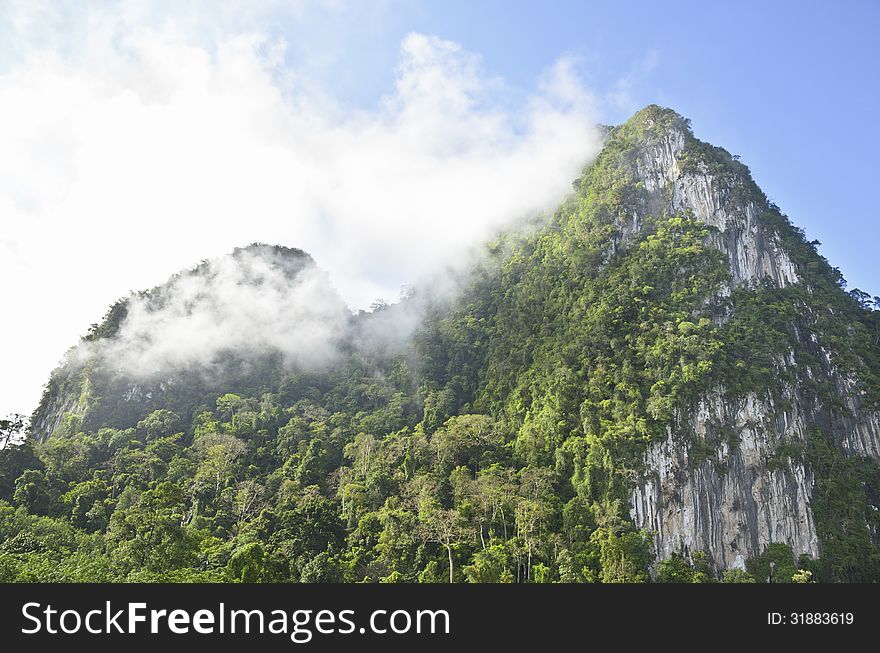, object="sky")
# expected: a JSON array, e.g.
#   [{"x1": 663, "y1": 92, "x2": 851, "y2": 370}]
[{"x1": 1, "y1": 0, "x2": 879, "y2": 419}]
